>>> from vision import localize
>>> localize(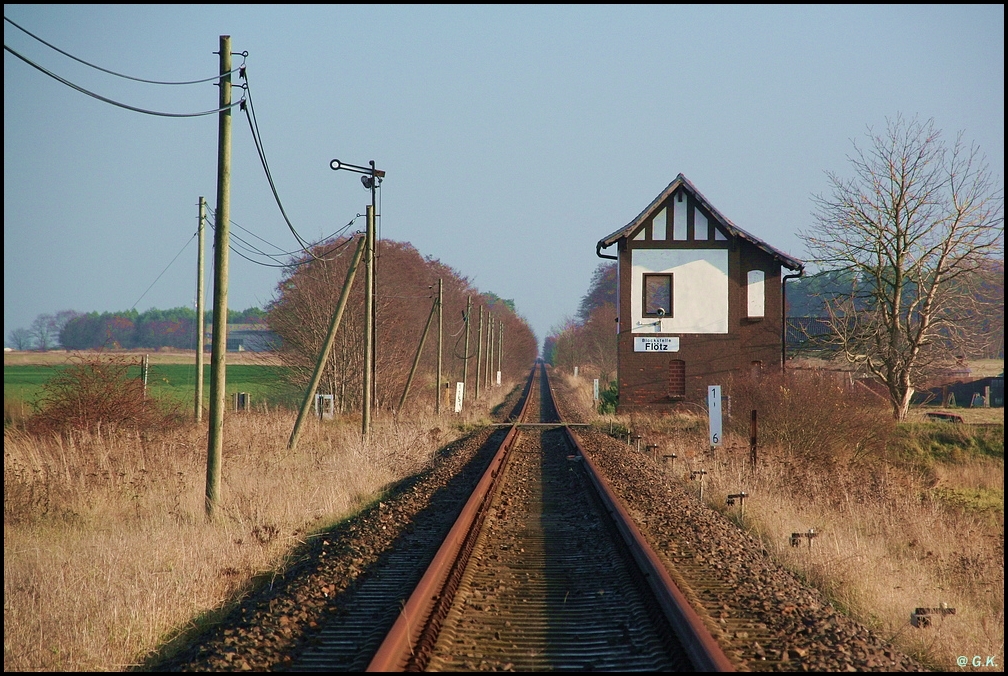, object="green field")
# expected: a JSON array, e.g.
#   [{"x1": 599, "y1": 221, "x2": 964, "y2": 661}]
[{"x1": 4, "y1": 363, "x2": 298, "y2": 410}]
